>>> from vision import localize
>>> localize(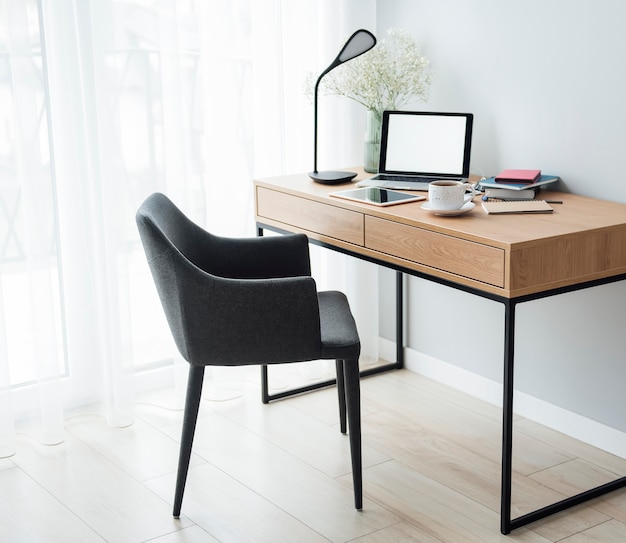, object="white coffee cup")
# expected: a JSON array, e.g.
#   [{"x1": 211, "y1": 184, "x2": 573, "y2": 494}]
[{"x1": 428, "y1": 180, "x2": 475, "y2": 211}]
